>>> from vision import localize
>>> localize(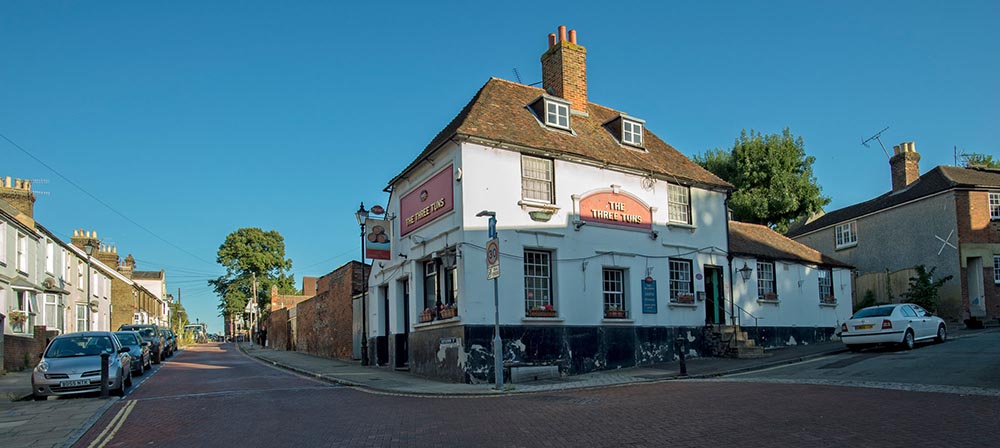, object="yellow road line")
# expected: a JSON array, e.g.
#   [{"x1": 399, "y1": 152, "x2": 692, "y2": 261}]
[{"x1": 88, "y1": 400, "x2": 136, "y2": 448}]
